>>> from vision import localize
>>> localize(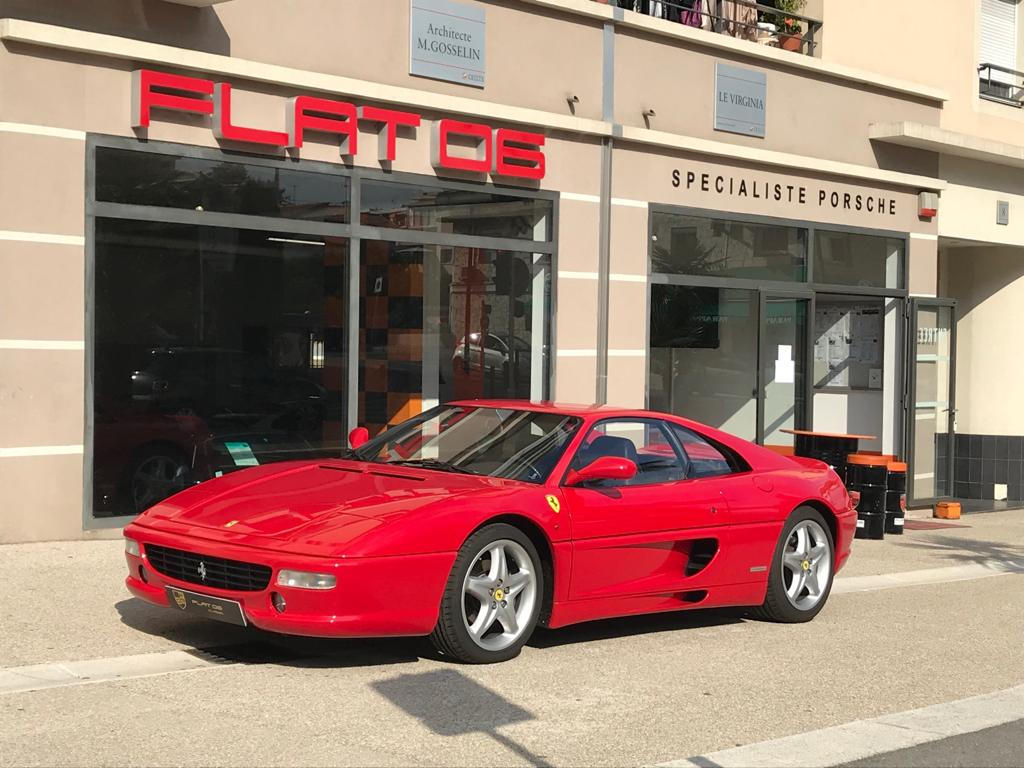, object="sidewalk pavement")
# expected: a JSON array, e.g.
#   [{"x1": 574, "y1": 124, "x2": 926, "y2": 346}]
[{"x1": 1, "y1": 510, "x2": 1023, "y2": 767}]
